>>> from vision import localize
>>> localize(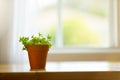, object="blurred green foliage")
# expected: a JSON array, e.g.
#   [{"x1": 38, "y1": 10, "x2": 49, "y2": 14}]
[
  {"x1": 63, "y1": 18, "x2": 101, "y2": 46},
  {"x1": 49, "y1": 18, "x2": 101, "y2": 47}
]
